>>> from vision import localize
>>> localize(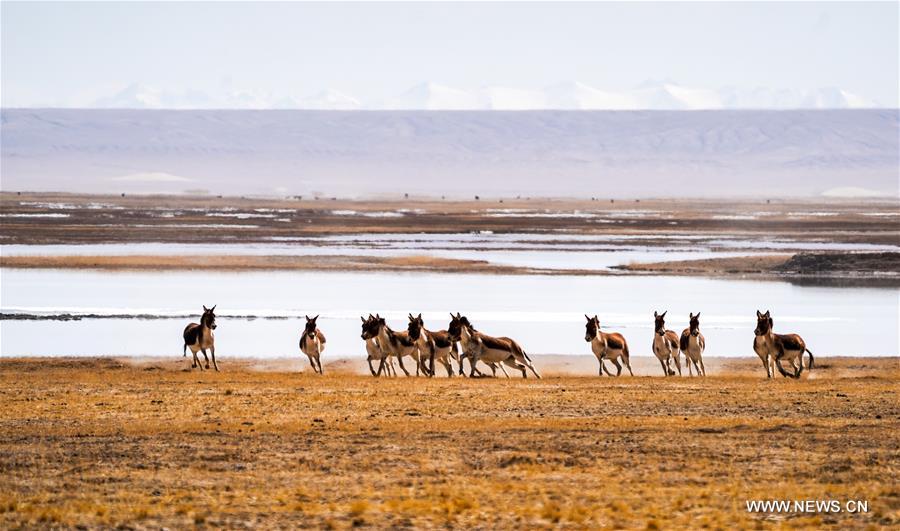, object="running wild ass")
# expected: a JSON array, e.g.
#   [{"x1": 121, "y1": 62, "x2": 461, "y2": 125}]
[
  {"x1": 652, "y1": 311, "x2": 681, "y2": 376},
  {"x1": 299, "y1": 315, "x2": 326, "y2": 374},
  {"x1": 362, "y1": 315, "x2": 429, "y2": 376},
  {"x1": 448, "y1": 313, "x2": 541, "y2": 379},
  {"x1": 360, "y1": 315, "x2": 395, "y2": 376},
  {"x1": 183, "y1": 305, "x2": 219, "y2": 371},
  {"x1": 584, "y1": 315, "x2": 633, "y2": 376},
  {"x1": 407, "y1": 314, "x2": 459, "y2": 377},
  {"x1": 680, "y1": 313, "x2": 706, "y2": 376},
  {"x1": 753, "y1": 310, "x2": 814, "y2": 379}
]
